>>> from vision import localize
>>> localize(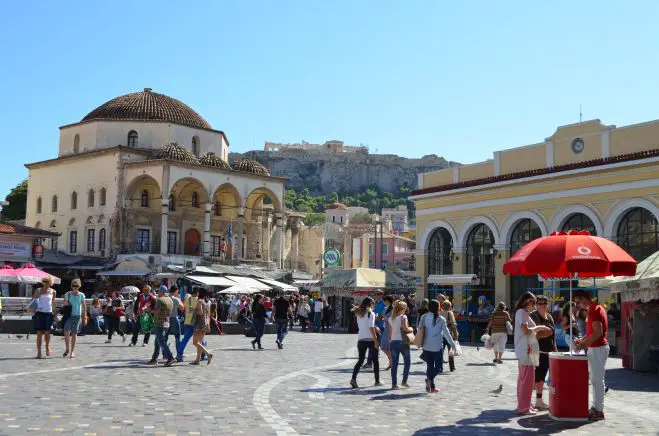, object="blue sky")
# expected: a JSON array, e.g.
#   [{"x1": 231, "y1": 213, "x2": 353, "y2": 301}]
[{"x1": 1, "y1": 1, "x2": 658, "y2": 199}]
